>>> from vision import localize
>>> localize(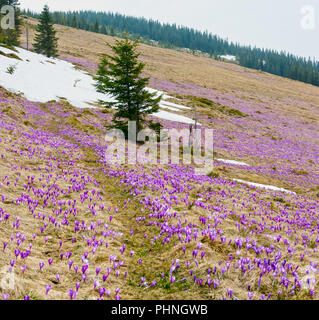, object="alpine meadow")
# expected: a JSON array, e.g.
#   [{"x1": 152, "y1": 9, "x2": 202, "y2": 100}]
[{"x1": 0, "y1": 1, "x2": 318, "y2": 309}]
